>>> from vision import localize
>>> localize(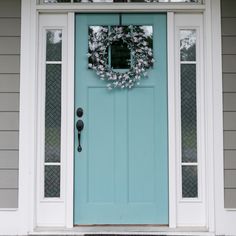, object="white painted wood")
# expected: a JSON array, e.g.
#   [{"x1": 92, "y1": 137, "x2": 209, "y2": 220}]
[
  {"x1": 36, "y1": 14, "x2": 68, "y2": 227},
  {"x1": 65, "y1": 12, "x2": 75, "y2": 229},
  {"x1": 167, "y1": 11, "x2": 177, "y2": 229},
  {"x1": 36, "y1": 3, "x2": 206, "y2": 12},
  {"x1": 174, "y1": 13, "x2": 206, "y2": 227}
]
